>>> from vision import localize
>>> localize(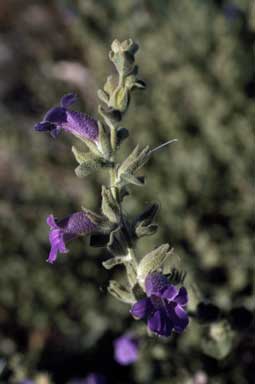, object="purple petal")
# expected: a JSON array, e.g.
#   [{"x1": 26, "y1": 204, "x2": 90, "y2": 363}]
[
  {"x1": 162, "y1": 285, "x2": 178, "y2": 301},
  {"x1": 147, "y1": 310, "x2": 173, "y2": 337},
  {"x1": 50, "y1": 127, "x2": 62, "y2": 138},
  {"x1": 60, "y1": 93, "x2": 77, "y2": 108},
  {"x1": 145, "y1": 272, "x2": 169, "y2": 297},
  {"x1": 60, "y1": 211, "x2": 97, "y2": 235},
  {"x1": 47, "y1": 246, "x2": 58, "y2": 264},
  {"x1": 166, "y1": 302, "x2": 189, "y2": 333},
  {"x1": 130, "y1": 298, "x2": 152, "y2": 320},
  {"x1": 19, "y1": 381, "x2": 34, "y2": 384},
  {"x1": 174, "y1": 287, "x2": 188, "y2": 306},
  {"x1": 64, "y1": 110, "x2": 99, "y2": 142},
  {"x1": 114, "y1": 335, "x2": 138, "y2": 365},
  {"x1": 47, "y1": 214, "x2": 58, "y2": 229},
  {"x1": 174, "y1": 305, "x2": 189, "y2": 332},
  {"x1": 34, "y1": 121, "x2": 56, "y2": 132},
  {"x1": 83, "y1": 373, "x2": 106, "y2": 384},
  {"x1": 47, "y1": 228, "x2": 69, "y2": 264},
  {"x1": 44, "y1": 107, "x2": 67, "y2": 123}
]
